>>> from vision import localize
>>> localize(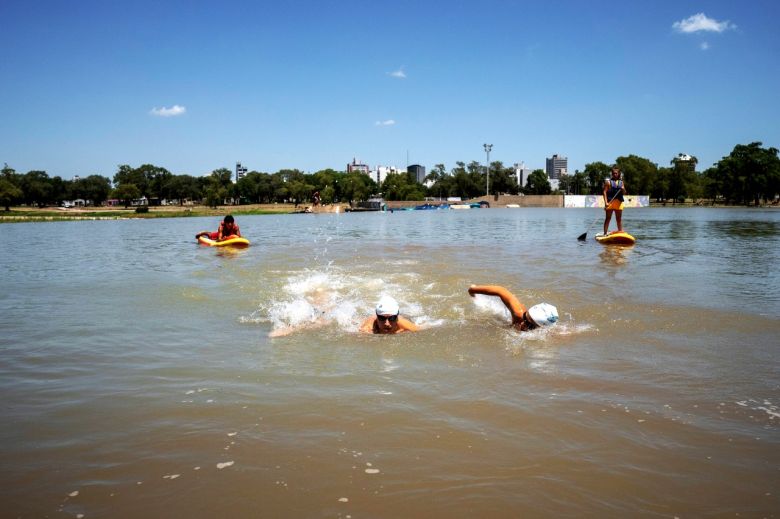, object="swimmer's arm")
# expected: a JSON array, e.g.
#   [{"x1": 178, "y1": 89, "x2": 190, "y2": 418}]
[
  {"x1": 468, "y1": 285, "x2": 526, "y2": 324},
  {"x1": 397, "y1": 317, "x2": 420, "y2": 332},
  {"x1": 269, "y1": 317, "x2": 326, "y2": 338},
  {"x1": 359, "y1": 317, "x2": 377, "y2": 333},
  {"x1": 269, "y1": 326, "x2": 296, "y2": 338}
]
